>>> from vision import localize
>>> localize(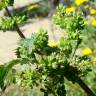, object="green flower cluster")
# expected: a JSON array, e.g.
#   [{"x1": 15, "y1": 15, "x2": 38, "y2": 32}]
[
  {"x1": 0, "y1": 15, "x2": 27, "y2": 31},
  {"x1": 0, "y1": 0, "x2": 14, "y2": 10},
  {"x1": 14, "y1": 23, "x2": 92, "y2": 96}
]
